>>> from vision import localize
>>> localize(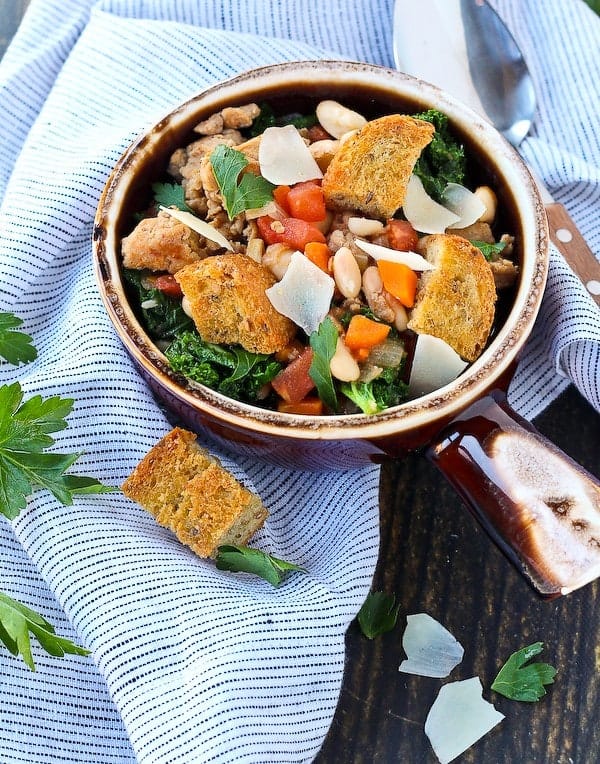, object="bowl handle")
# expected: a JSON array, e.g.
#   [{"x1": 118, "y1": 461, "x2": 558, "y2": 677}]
[{"x1": 425, "y1": 391, "x2": 600, "y2": 597}]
